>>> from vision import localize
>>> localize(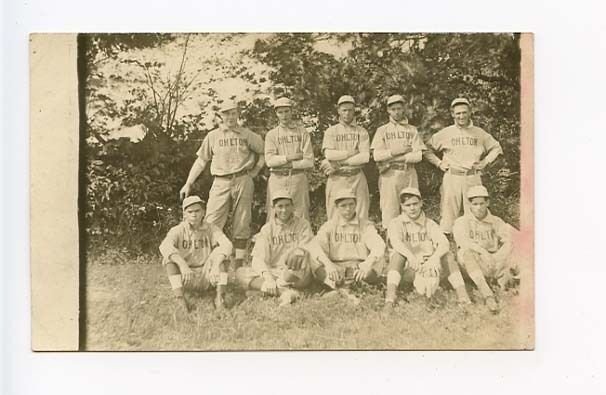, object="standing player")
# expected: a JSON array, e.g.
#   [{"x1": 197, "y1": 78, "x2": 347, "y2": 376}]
[
  {"x1": 236, "y1": 190, "x2": 315, "y2": 306},
  {"x1": 180, "y1": 100, "x2": 265, "y2": 268},
  {"x1": 159, "y1": 196, "x2": 233, "y2": 314},
  {"x1": 264, "y1": 97, "x2": 314, "y2": 222},
  {"x1": 424, "y1": 97, "x2": 503, "y2": 235},
  {"x1": 371, "y1": 94, "x2": 426, "y2": 229},
  {"x1": 320, "y1": 95, "x2": 370, "y2": 220},
  {"x1": 384, "y1": 187, "x2": 471, "y2": 307},
  {"x1": 453, "y1": 185, "x2": 515, "y2": 313},
  {"x1": 310, "y1": 189, "x2": 385, "y2": 301}
]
